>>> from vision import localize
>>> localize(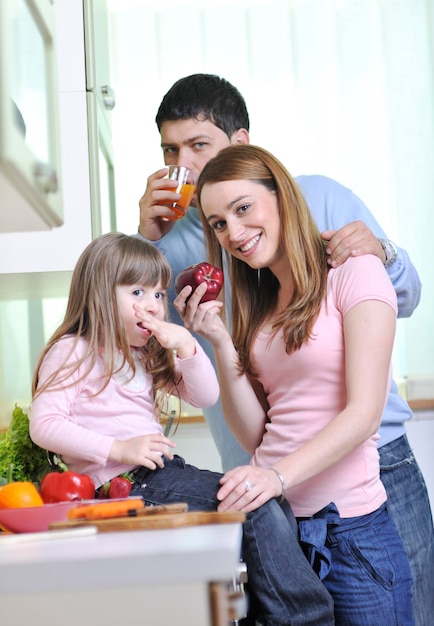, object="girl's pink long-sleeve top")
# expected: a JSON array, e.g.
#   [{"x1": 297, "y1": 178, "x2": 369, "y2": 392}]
[{"x1": 30, "y1": 336, "x2": 219, "y2": 487}]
